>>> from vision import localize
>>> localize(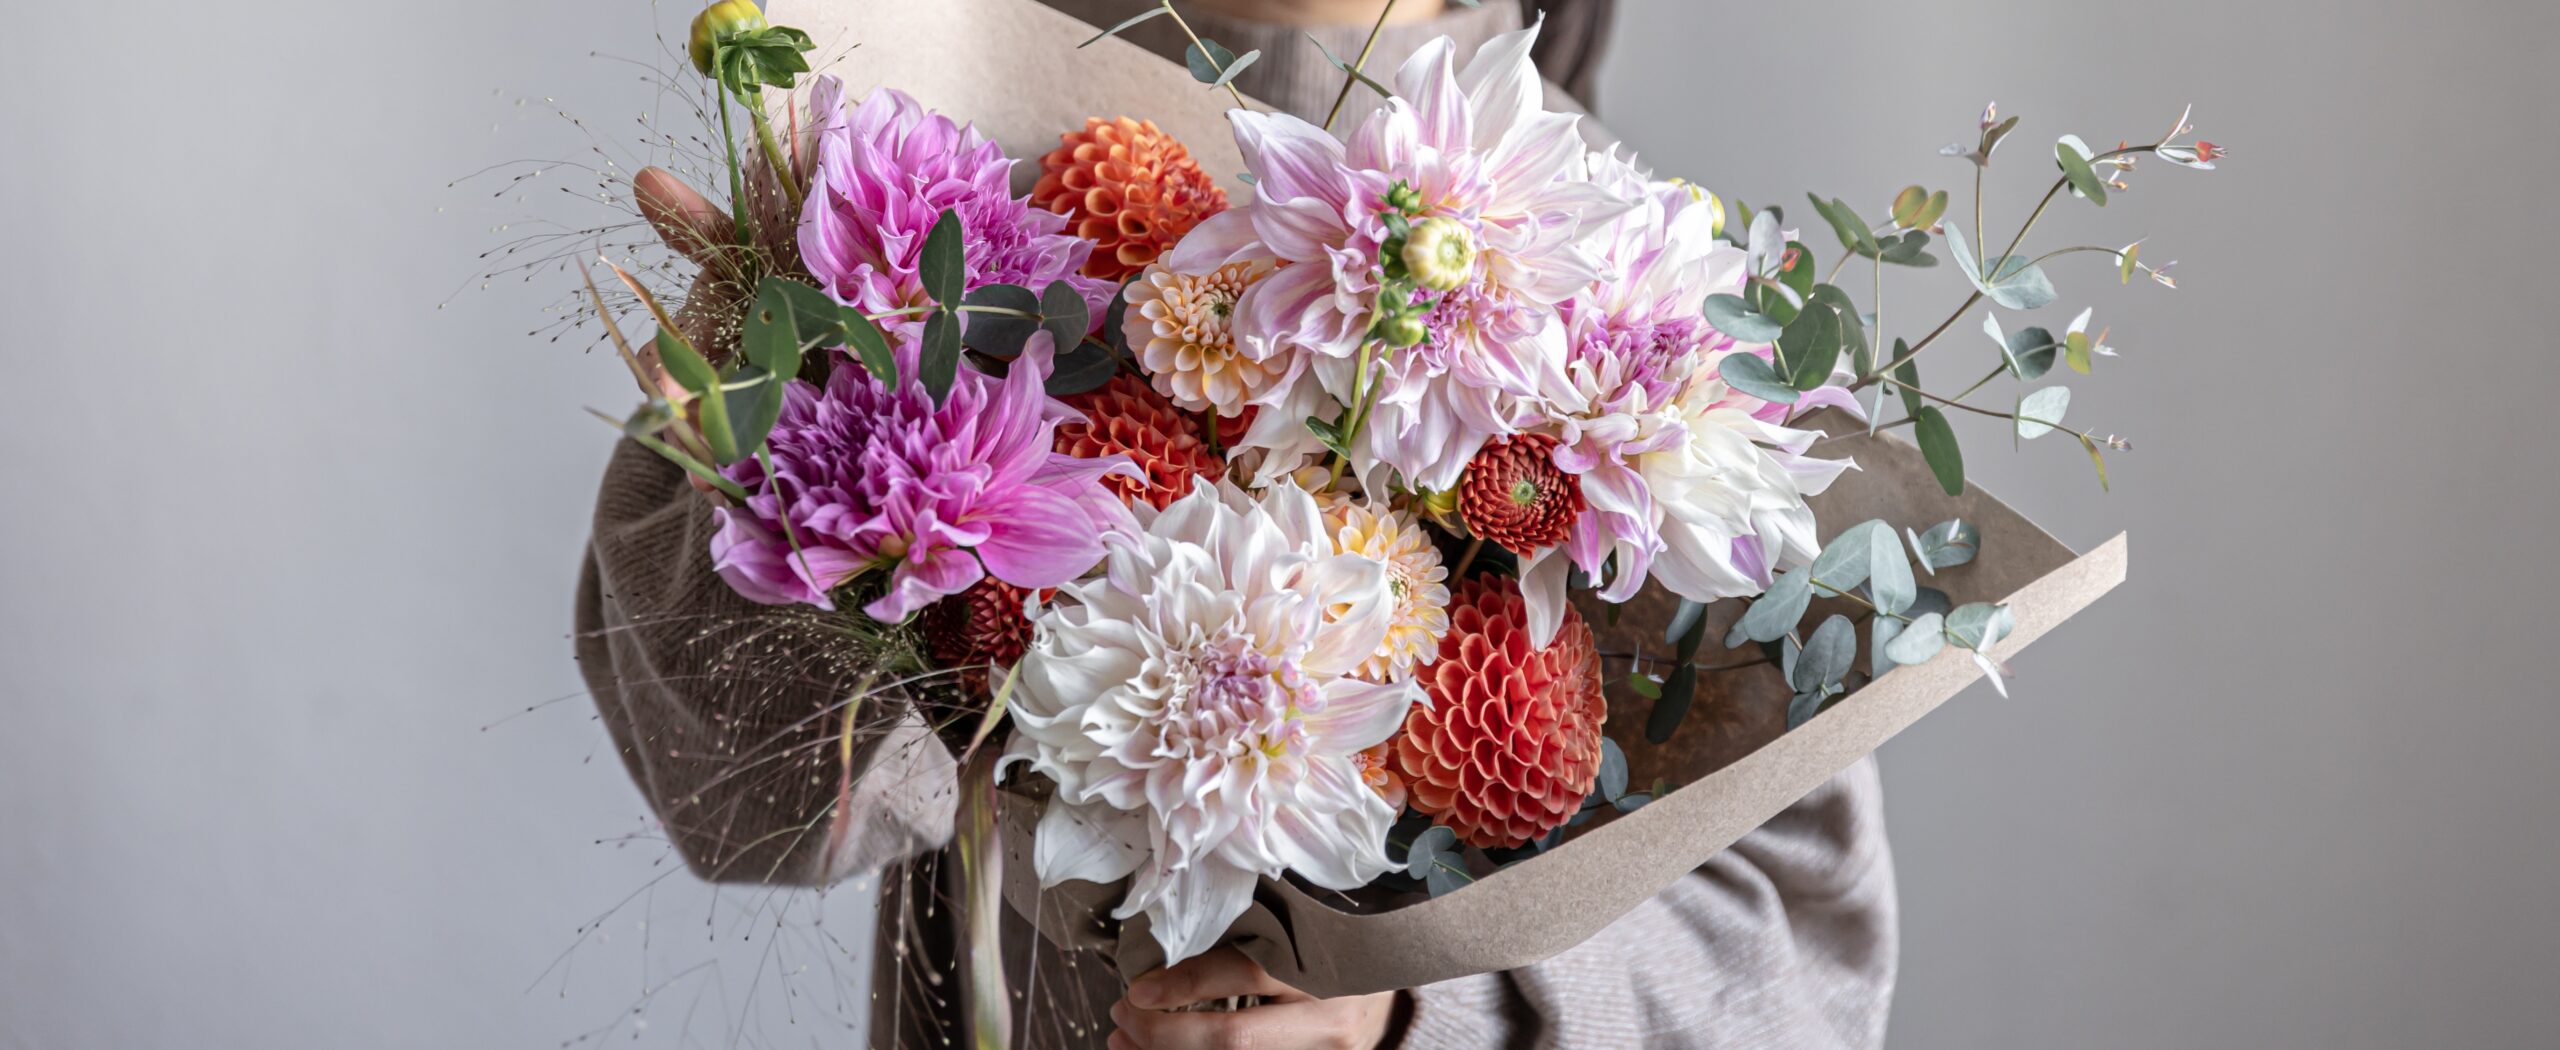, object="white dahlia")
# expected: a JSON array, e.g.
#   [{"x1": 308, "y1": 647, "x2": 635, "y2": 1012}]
[{"x1": 1000, "y1": 479, "x2": 1423, "y2": 964}]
